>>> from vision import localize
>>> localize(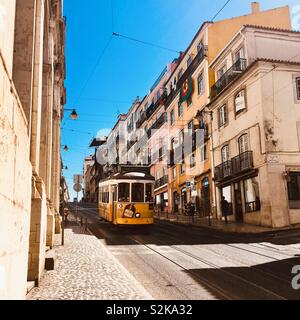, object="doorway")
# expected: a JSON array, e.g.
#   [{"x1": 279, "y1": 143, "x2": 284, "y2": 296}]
[{"x1": 234, "y1": 183, "x2": 243, "y2": 222}]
